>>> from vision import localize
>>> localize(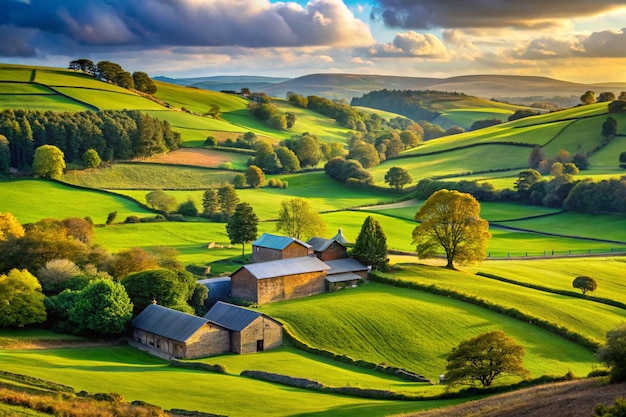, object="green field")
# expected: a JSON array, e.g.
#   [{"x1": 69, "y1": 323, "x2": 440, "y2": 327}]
[
  {"x1": 0, "y1": 345, "x2": 456, "y2": 417},
  {"x1": 53, "y1": 86, "x2": 165, "y2": 111},
  {"x1": 387, "y1": 263, "x2": 626, "y2": 343},
  {"x1": 0, "y1": 179, "x2": 153, "y2": 224},
  {"x1": 261, "y1": 283, "x2": 596, "y2": 379}
]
